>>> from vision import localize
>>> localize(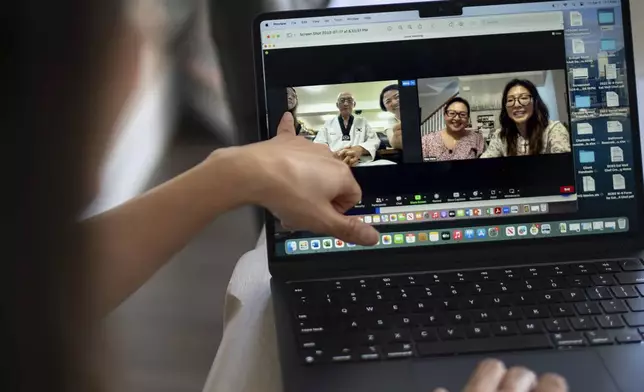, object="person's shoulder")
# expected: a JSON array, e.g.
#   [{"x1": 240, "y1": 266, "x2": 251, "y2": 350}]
[
  {"x1": 423, "y1": 131, "x2": 441, "y2": 141},
  {"x1": 490, "y1": 128, "x2": 503, "y2": 138},
  {"x1": 548, "y1": 120, "x2": 567, "y2": 131}
]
